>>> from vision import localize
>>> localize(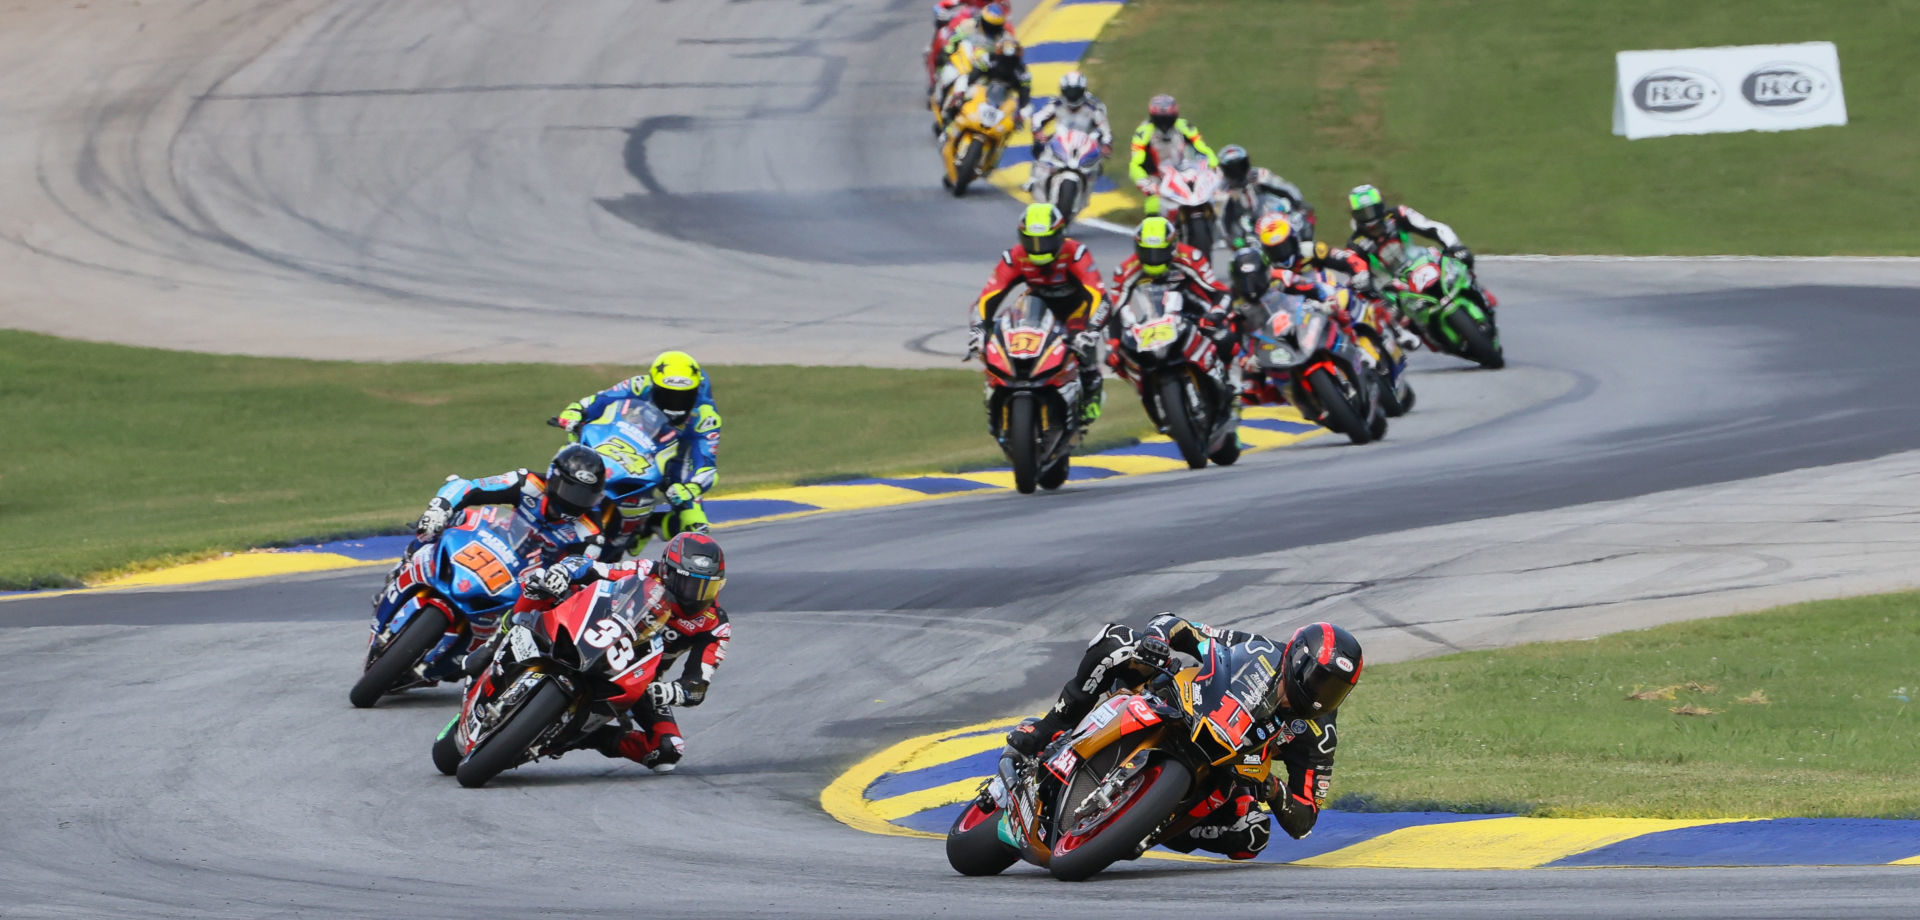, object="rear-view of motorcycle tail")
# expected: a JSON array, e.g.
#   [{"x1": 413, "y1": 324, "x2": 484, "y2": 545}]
[{"x1": 981, "y1": 295, "x2": 1086, "y2": 494}]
